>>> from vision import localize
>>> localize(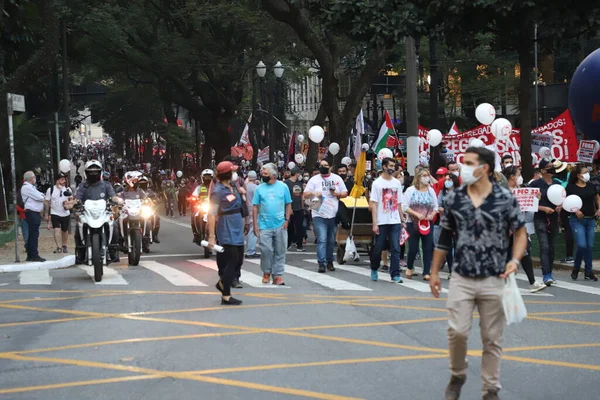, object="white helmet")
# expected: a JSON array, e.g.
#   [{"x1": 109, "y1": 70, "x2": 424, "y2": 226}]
[
  {"x1": 201, "y1": 169, "x2": 214, "y2": 177},
  {"x1": 124, "y1": 171, "x2": 143, "y2": 188},
  {"x1": 83, "y1": 160, "x2": 103, "y2": 183}
]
